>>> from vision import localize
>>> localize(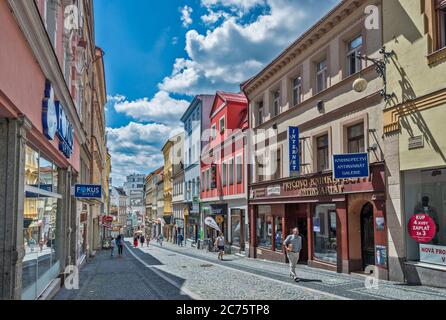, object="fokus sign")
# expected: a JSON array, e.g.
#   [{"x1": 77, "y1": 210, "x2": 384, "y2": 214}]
[{"x1": 42, "y1": 80, "x2": 74, "y2": 159}]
